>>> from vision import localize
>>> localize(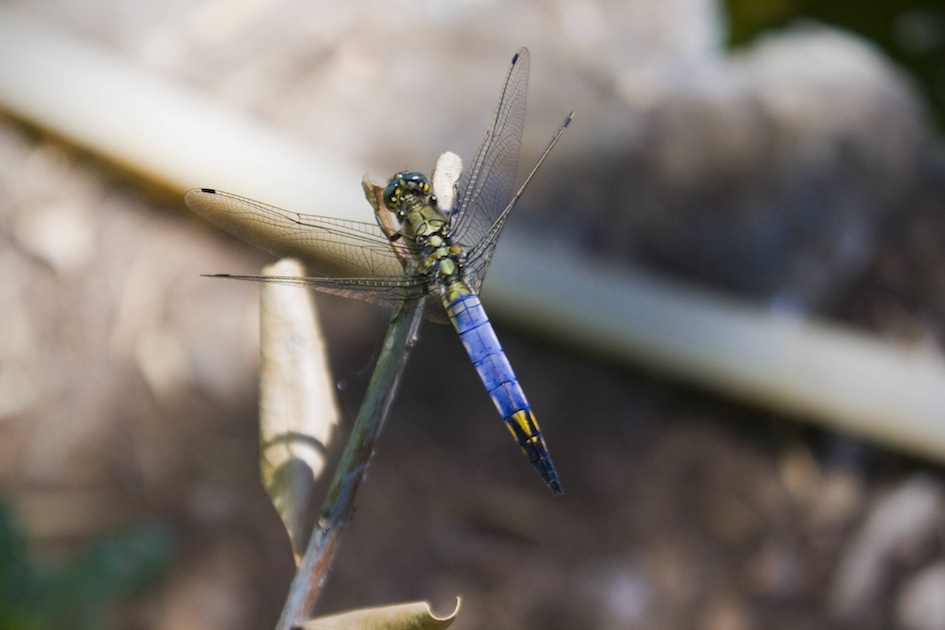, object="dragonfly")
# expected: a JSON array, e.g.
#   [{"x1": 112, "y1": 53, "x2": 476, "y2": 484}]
[{"x1": 185, "y1": 47, "x2": 570, "y2": 495}]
